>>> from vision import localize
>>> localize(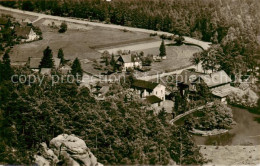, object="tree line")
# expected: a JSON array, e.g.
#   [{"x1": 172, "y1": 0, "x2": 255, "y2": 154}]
[
  {"x1": 1, "y1": 0, "x2": 259, "y2": 75},
  {"x1": 0, "y1": 66, "x2": 205, "y2": 165}
]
